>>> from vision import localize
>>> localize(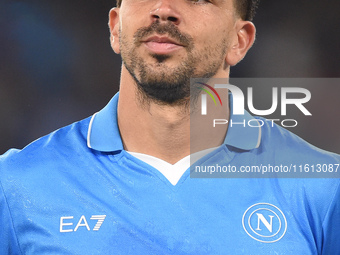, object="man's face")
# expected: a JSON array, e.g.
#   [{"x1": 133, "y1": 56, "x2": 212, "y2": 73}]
[{"x1": 116, "y1": 0, "x2": 239, "y2": 104}]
